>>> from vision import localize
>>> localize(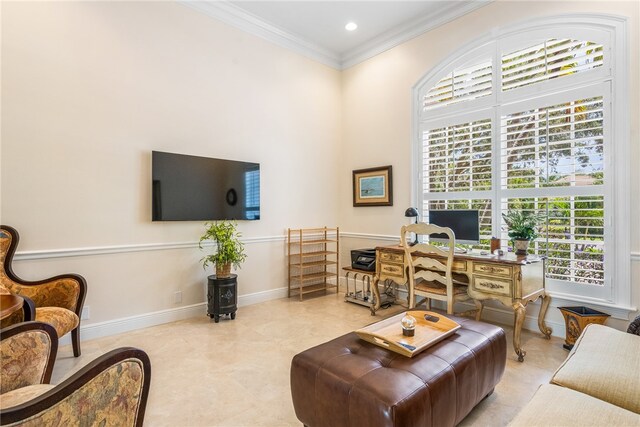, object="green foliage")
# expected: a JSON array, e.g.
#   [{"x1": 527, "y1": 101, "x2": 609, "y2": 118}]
[
  {"x1": 199, "y1": 220, "x2": 247, "y2": 270},
  {"x1": 502, "y1": 210, "x2": 546, "y2": 241}
]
